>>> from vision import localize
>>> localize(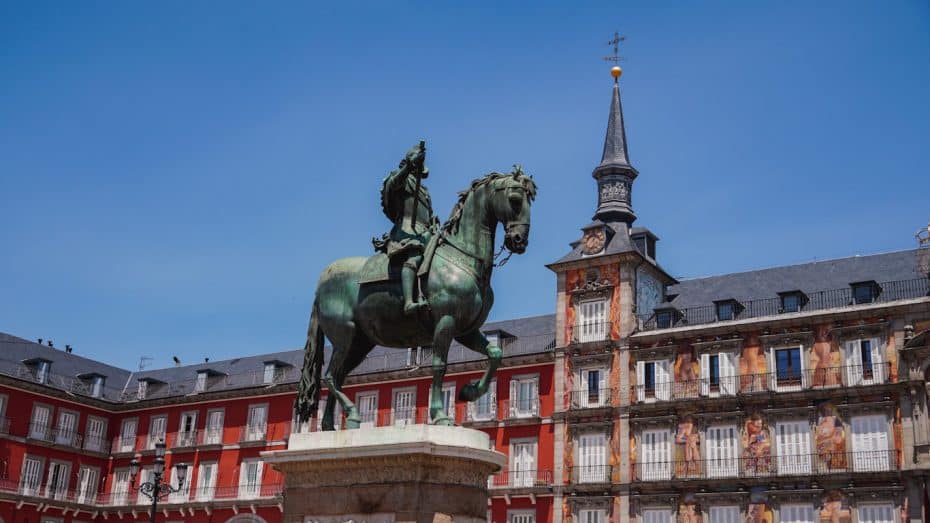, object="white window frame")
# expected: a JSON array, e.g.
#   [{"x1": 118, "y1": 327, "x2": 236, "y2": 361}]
[
  {"x1": 45, "y1": 459, "x2": 71, "y2": 500},
  {"x1": 245, "y1": 403, "x2": 268, "y2": 441},
  {"x1": 119, "y1": 417, "x2": 138, "y2": 452},
  {"x1": 194, "y1": 371, "x2": 208, "y2": 393},
  {"x1": 769, "y1": 344, "x2": 807, "y2": 391},
  {"x1": 708, "y1": 506, "x2": 740, "y2": 523},
  {"x1": 579, "y1": 508, "x2": 608, "y2": 523},
  {"x1": 775, "y1": 419, "x2": 812, "y2": 475},
  {"x1": 148, "y1": 415, "x2": 167, "y2": 448},
  {"x1": 575, "y1": 432, "x2": 608, "y2": 483},
  {"x1": 780, "y1": 503, "x2": 815, "y2": 523},
  {"x1": 705, "y1": 424, "x2": 738, "y2": 478},
  {"x1": 203, "y1": 409, "x2": 224, "y2": 444},
  {"x1": 168, "y1": 463, "x2": 193, "y2": 503},
  {"x1": 508, "y1": 510, "x2": 535, "y2": 523},
  {"x1": 19, "y1": 455, "x2": 44, "y2": 496},
  {"x1": 641, "y1": 508, "x2": 672, "y2": 523},
  {"x1": 177, "y1": 410, "x2": 198, "y2": 447},
  {"x1": 355, "y1": 391, "x2": 378, "y2": 428},
  {"x1": 110, "y1": 468, "x2": 130, "y2": 505},
  {"x1": 639, "y1": 428, "x2": 671, "y2": 481},
  {"x1": 137, "y1": 379, "x2": 148, "y2": 400},
  {"x1": 844, "y1": 337, "x2": 884, "y2": 385},
  {"x1": 75, "y1": 465, "x2": 100, "y2": 504},
  {"x1": 636, "y1": 359, "x2": 671, "y2": 402},
  {"x1": 55, "y1": 408, "x2": 79, "y2": 446},
  {"x1": 509, "y1": 437, "x2": 538, "y2": 487},
  {"x1": 699, "y1": 351, "x2": 737, "y2": 397},
  {"x1": 238, "y1": 459, "x2": 264, "y2": 499},
  {"x1": 858, "y1": 503, "x2": 895, "y2": 523},
  {"x1": 851, "y1": 413, "x2": 891, "y2": 472},
  {"x1": 575, "y1": 366, "x2": 608, "y2": 408},
  {"x1": 469, "y1": 379, "x2": 497, "y2": 421},
  {"x1": 509, "y1": 374, "x2": 539, "y2": 418},
  {"x1": 577, "y1": 298, "x2": 608, "y2": 343},
  {"x1": 84, "y1": 415, "x2": 108, "y2": 453},
  {"x1": 391, "y1": 387, "x2": 417, "y2": 426},
  {"x1": 263, "y1": 363, "x2": 277, "y2": 384},
  {"x1": 29, "y1": 403, "x2": 52, "y2": 441},
  {"x1": 196, "y1": 461, "x2": 218, "y2": 501}
]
